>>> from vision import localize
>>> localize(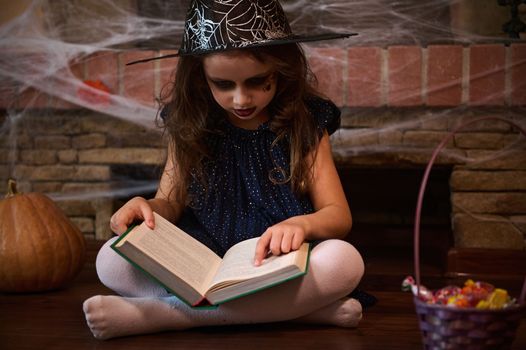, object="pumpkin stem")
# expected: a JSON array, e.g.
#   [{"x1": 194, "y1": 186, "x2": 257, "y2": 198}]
[{"x1": 6, "y1": 179, "x2": 19, "y2": 198}]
